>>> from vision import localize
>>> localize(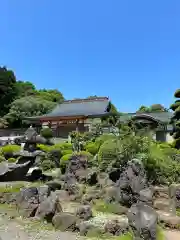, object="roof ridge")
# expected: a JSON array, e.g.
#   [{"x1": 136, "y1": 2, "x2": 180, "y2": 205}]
[{"x1": 62, "y1": 97, "x2": 109, "y2": 104}]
